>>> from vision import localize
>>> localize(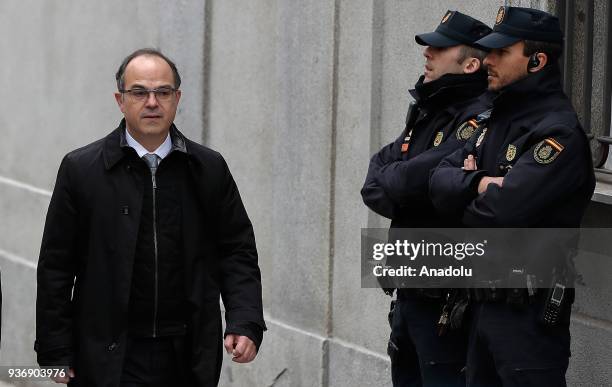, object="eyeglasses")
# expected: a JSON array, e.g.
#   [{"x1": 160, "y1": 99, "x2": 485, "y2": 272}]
[{"x1": 120, "y1": 87, "x2": 178, "y2": 102}]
